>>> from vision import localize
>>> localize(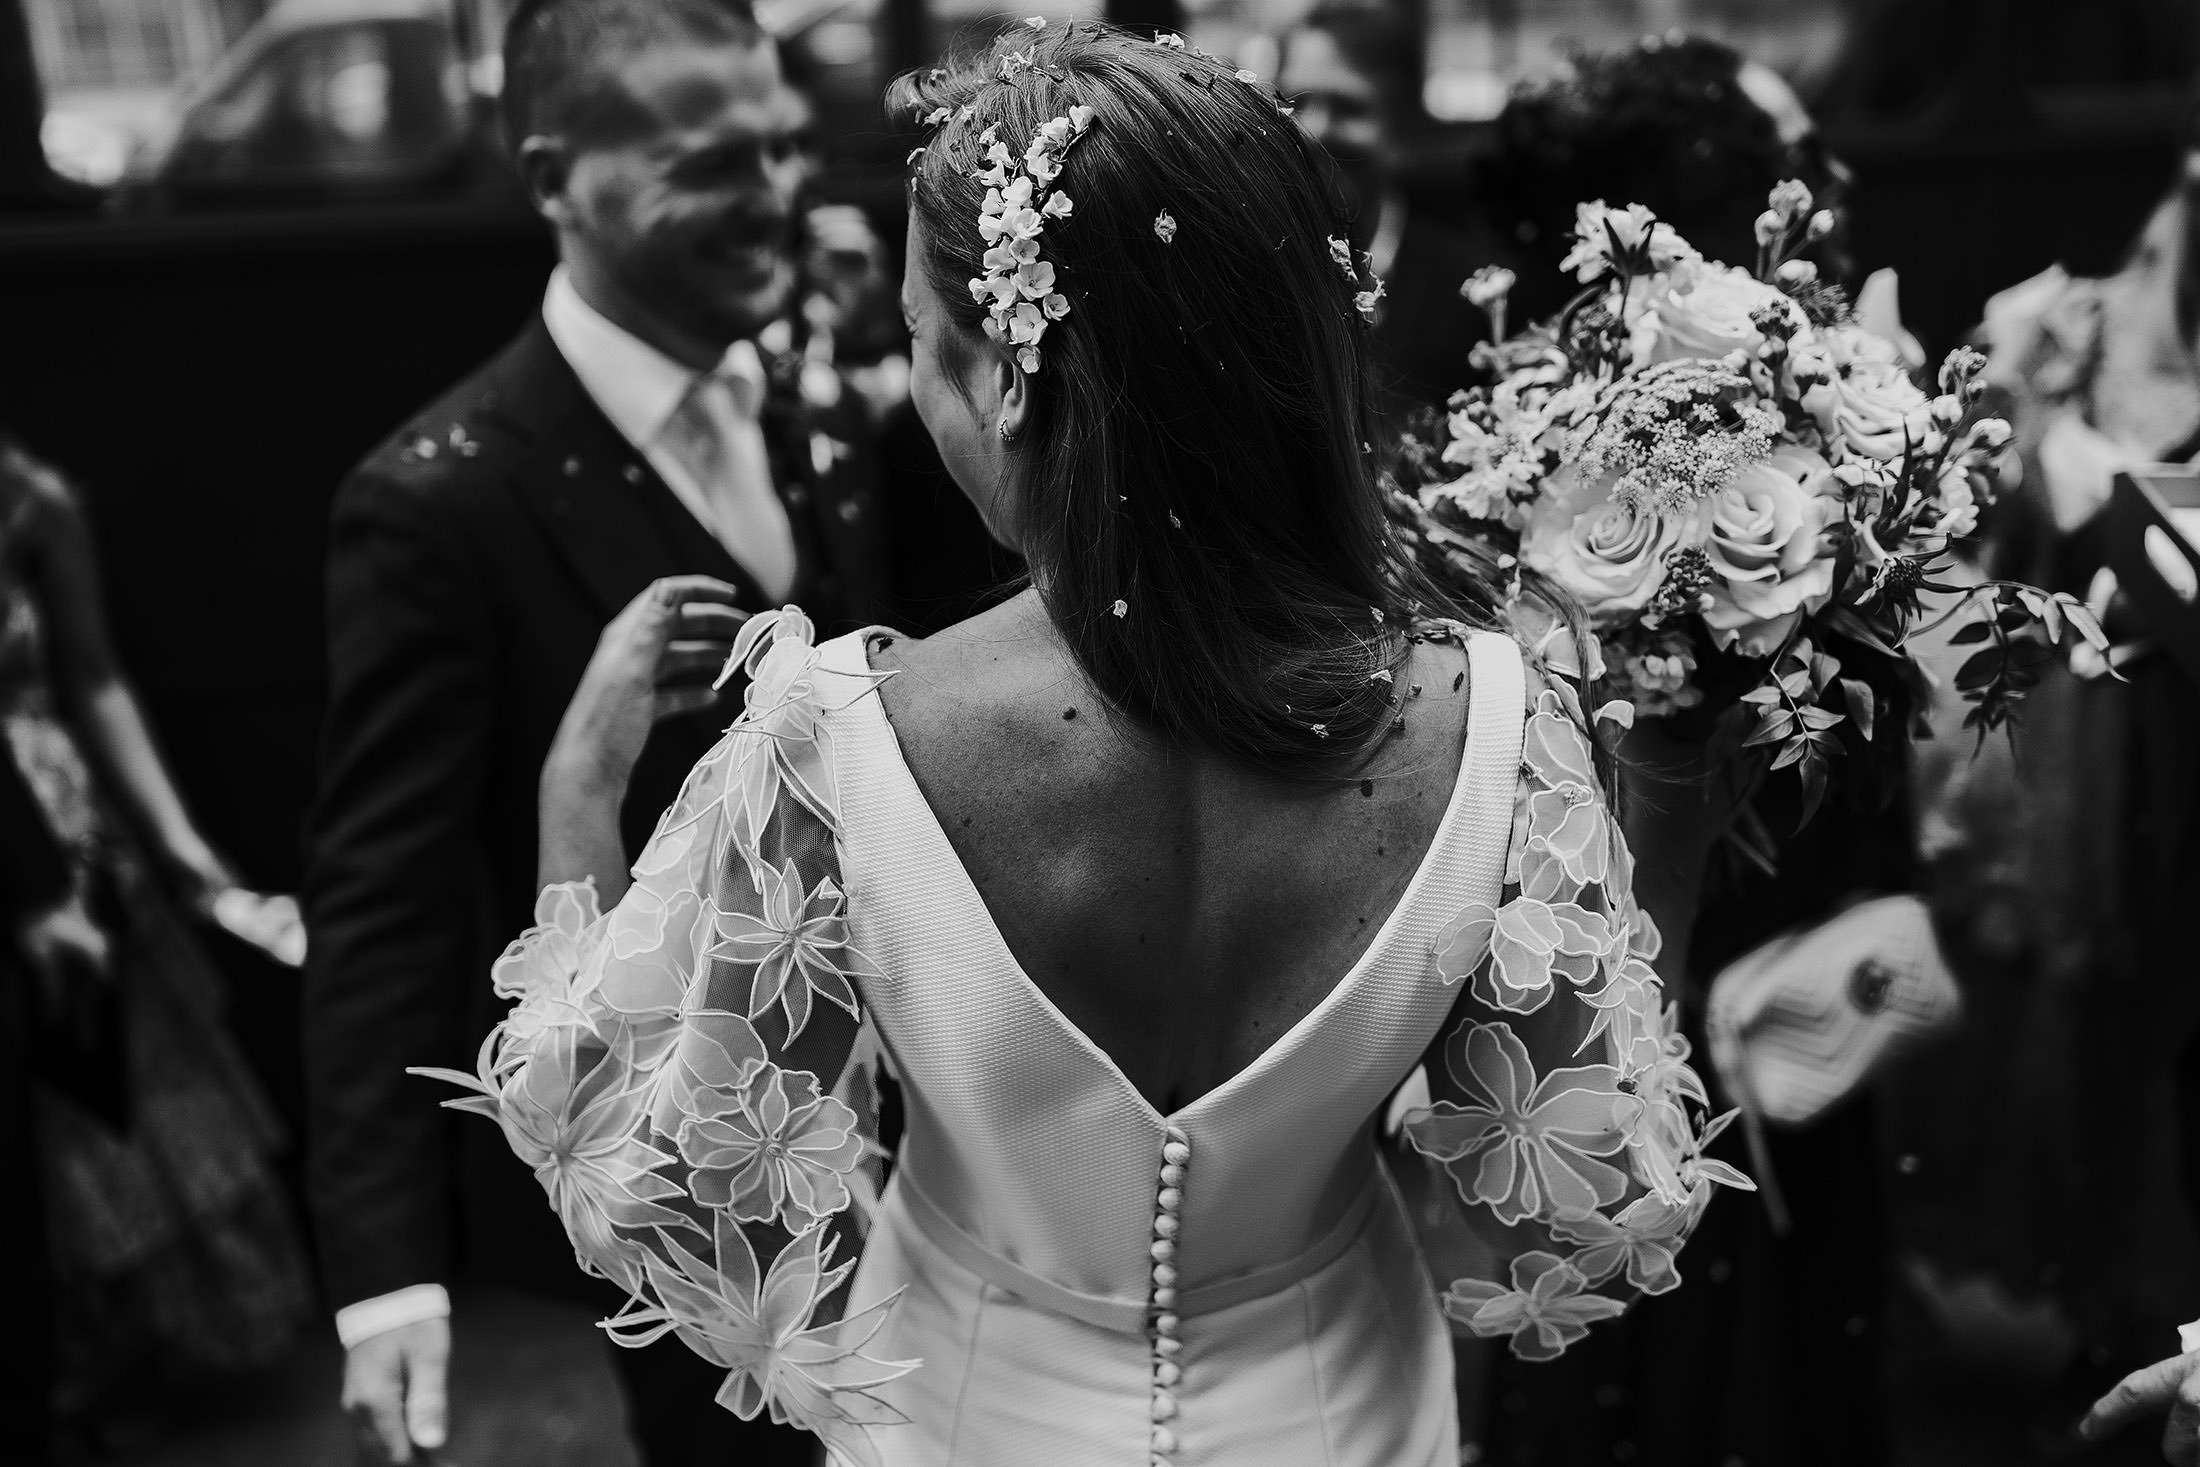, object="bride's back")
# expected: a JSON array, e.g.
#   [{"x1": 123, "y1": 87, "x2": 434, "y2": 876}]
[{"x1": 875, "y1": 593, "x2": 1473, "y2": 1115}]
